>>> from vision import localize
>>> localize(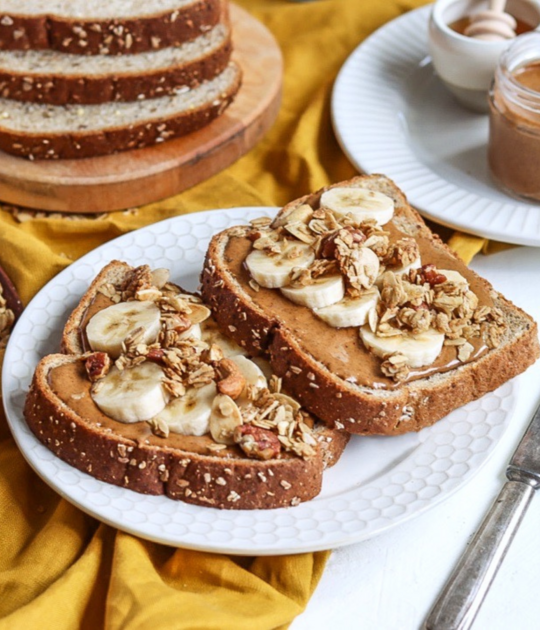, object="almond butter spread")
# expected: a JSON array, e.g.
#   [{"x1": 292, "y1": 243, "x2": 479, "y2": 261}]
[
  {"x1": 49, "y1": 361, "x2": 244, "y2": 457},
  {"x1": 224, "y1": 222, "x2": 494, "y2": 390},
  {"x1": 52, "y1": 266, "x2": 318, "y2": 462},
  {"x1": 49, "y1": 359, "x2": 309, "y2": 463}
]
